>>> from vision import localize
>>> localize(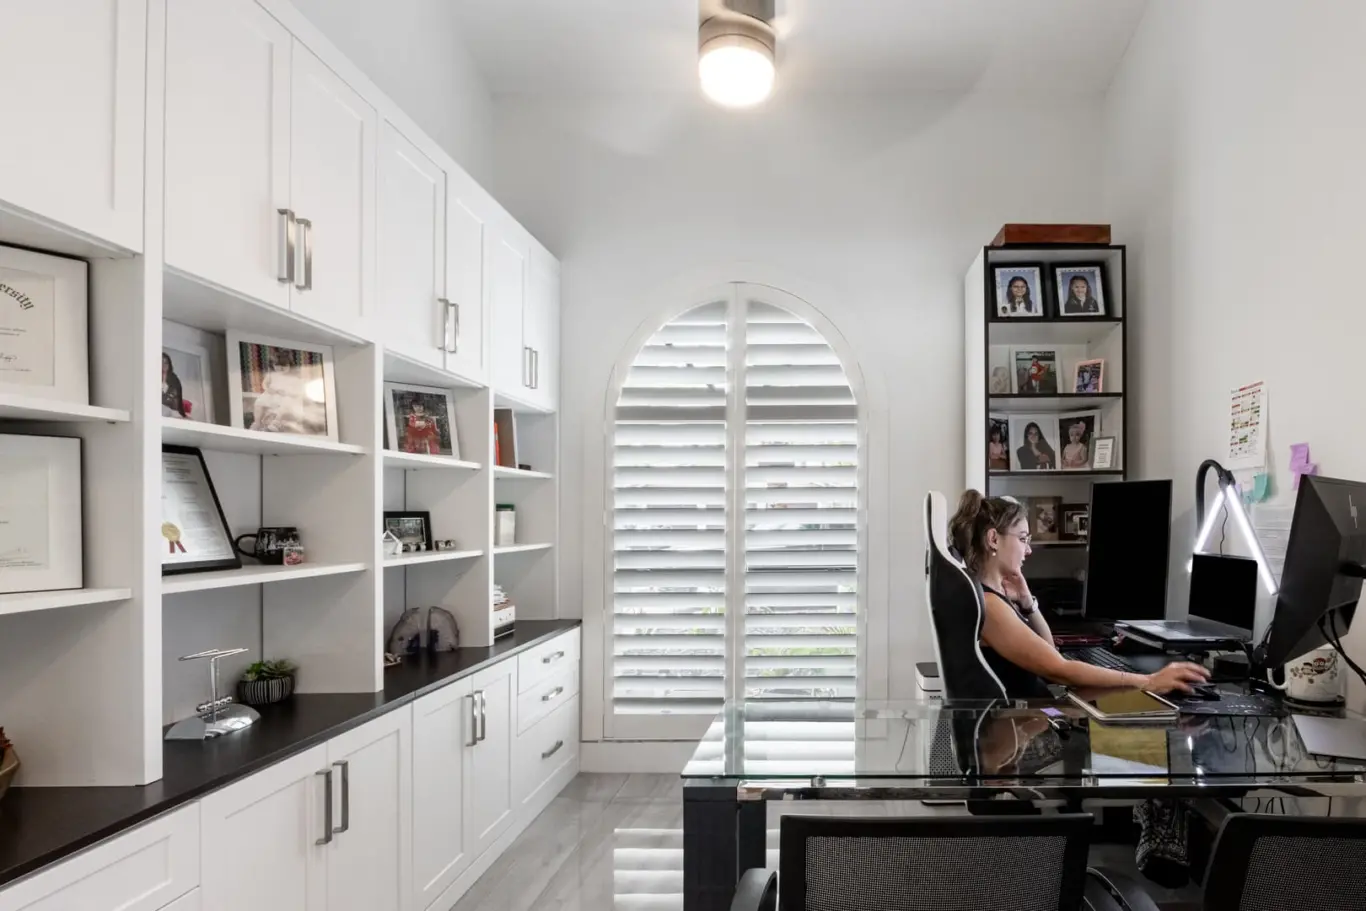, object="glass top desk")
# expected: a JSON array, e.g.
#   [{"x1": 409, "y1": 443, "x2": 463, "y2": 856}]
[{"x1": 678, "y1": 698, "x2": 1366, "y2": 911}]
